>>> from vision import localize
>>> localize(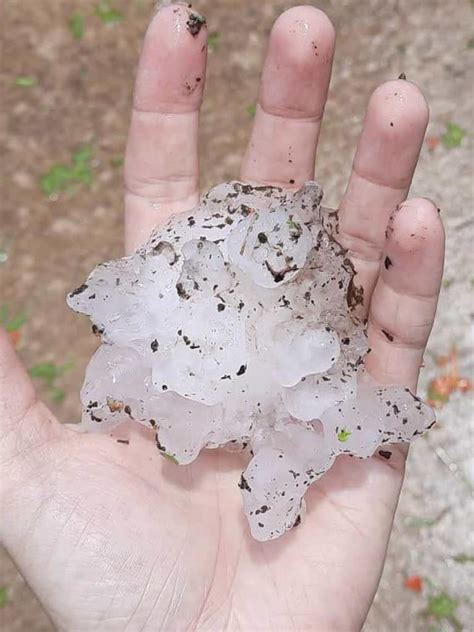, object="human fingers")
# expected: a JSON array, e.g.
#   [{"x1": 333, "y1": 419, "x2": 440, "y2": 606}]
[
  {"x1": 124, "y1": 3, "x2": 208, "y2": 252},
  {"x1": 0, "y1": 330, "x2": 64, "y2": 498},
  {"x1": 240, "y1": 5, "x2": 335, "y2": 188},
  {"x1": 365, "y1": 198, "x2": 445, "y2": 390},
  {"x1": 338, "y1": 79, "x2": 429, "y2": 311}
]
